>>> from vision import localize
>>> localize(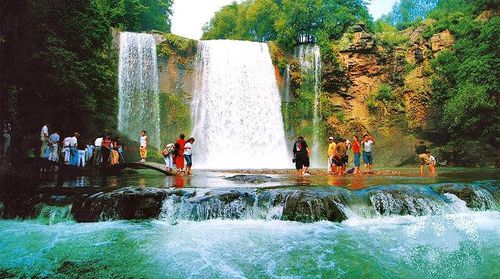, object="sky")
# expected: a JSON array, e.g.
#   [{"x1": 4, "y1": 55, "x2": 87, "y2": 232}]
[{"x1": 171, "y1": 0, "x2": 399, "y2": 40}]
